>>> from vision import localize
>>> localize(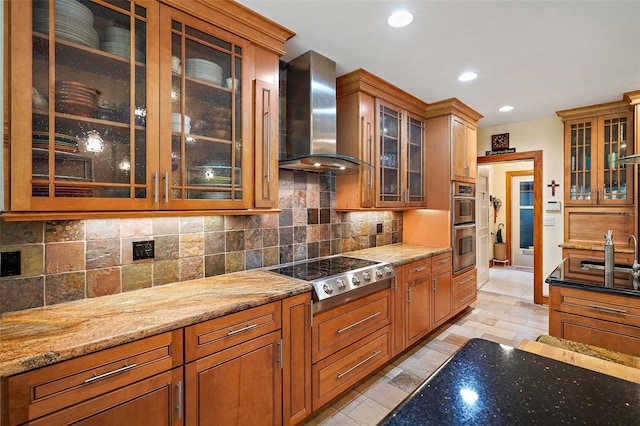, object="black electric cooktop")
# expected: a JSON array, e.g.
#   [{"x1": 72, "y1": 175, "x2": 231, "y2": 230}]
[{"x1": 268, "y1": 256, "x2": 379, "y2": 281}]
